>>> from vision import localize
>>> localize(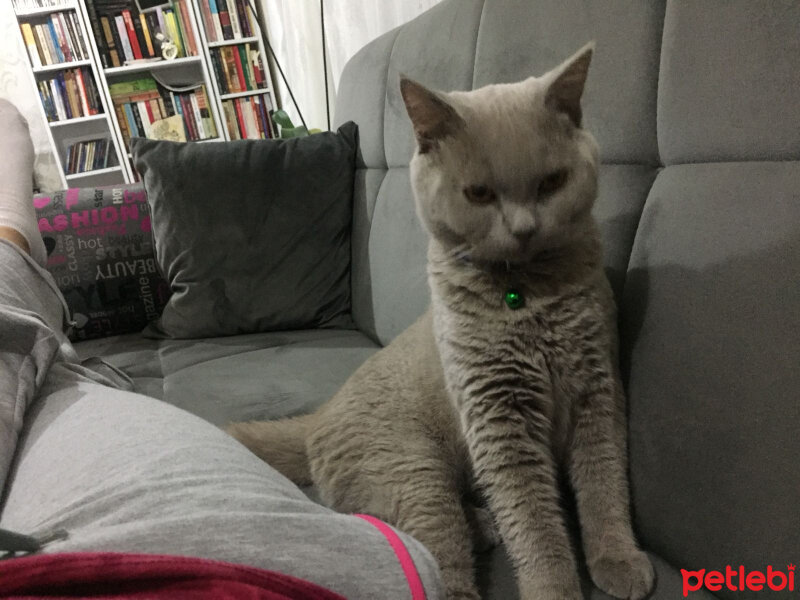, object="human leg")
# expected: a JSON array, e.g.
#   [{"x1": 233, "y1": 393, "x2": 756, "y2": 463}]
[{"x1": 0, "y1": 99, "x2": 46, "y2": 266}]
